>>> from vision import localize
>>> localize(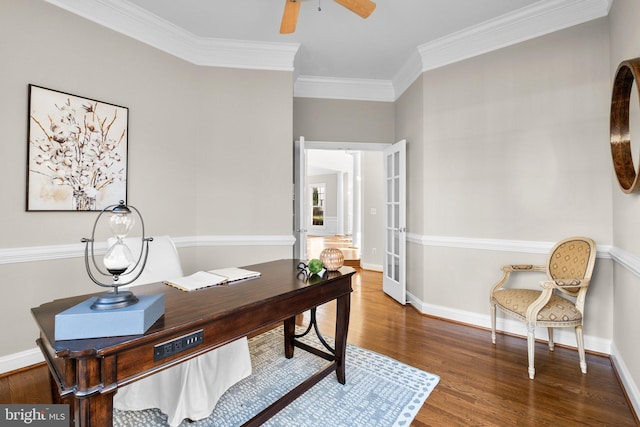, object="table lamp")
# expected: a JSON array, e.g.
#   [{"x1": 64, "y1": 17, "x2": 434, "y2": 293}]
[{"x1": 82, "y1": 201, "x2": 152, "y2": 310}]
